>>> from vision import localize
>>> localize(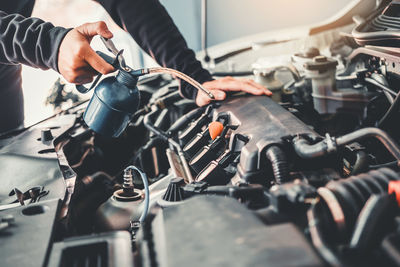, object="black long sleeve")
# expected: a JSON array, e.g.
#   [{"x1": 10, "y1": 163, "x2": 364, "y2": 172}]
[
  {"x1": 0, "y1": 10, "x2": 70, "y2": 72},
  {"x1": 96, "y1": 0, "x2": 213, "y2": 100}
]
